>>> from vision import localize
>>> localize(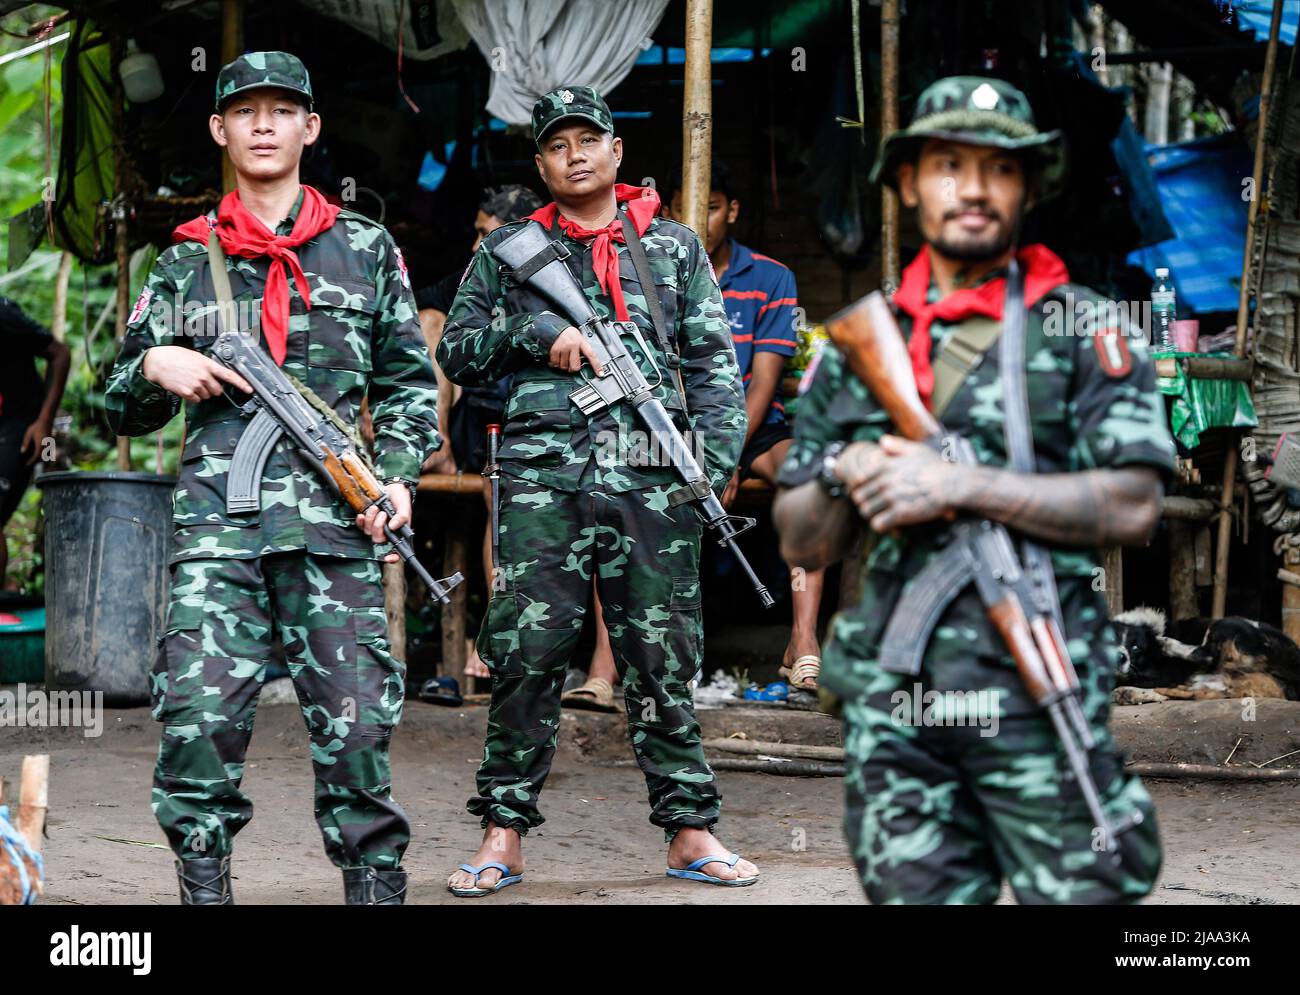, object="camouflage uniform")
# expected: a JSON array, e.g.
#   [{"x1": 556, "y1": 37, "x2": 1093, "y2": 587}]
[
  {"x1": 106, "y1": 182, "x2": 438, "y2": 869},
  {"x1": 778, "y1": 77, "x2": 1176, "y2": 904},
  {"x1": 436, "y1": 88, "x2": 746, "y2": 837}
]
